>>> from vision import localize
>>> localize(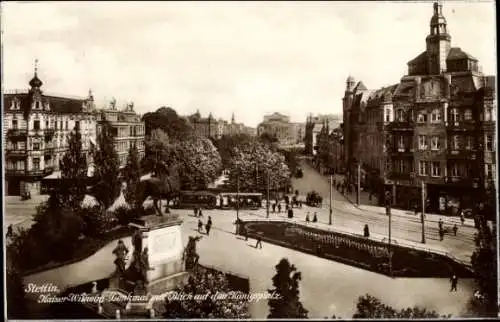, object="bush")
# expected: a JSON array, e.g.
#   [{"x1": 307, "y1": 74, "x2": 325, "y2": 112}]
[
  {"x1": 80, "y1": 205, "x2": 115, "y2": 238},
  {"x1": 306, "y1": 191, "x2": 322, "y2": 207},
  {"x1": 295, "y1": 168, "x2": 303, "y2": 178}
]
